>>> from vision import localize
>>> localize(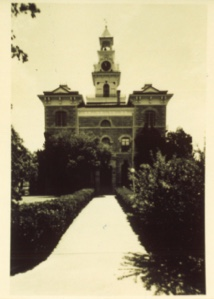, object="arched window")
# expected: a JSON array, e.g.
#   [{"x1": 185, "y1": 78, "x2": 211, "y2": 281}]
[
  {"x1": 55, "y1": 111, "x2": 67, "y2": 127},
  {"x1": 121, "y1": 137, "x2": 130, "y2": 152},
  {"x1": 100, "y1": 119, "x2": 111, "y2": 127},
  {"x1": 102, "y1": 137, "x2": 111, "y2": 145},
  {"x1": 103, "y1": 83, "x2": 110, "y2": 97},
  {"x1": 145, "y1": 110, "x2": 156, "y2": 127}
]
